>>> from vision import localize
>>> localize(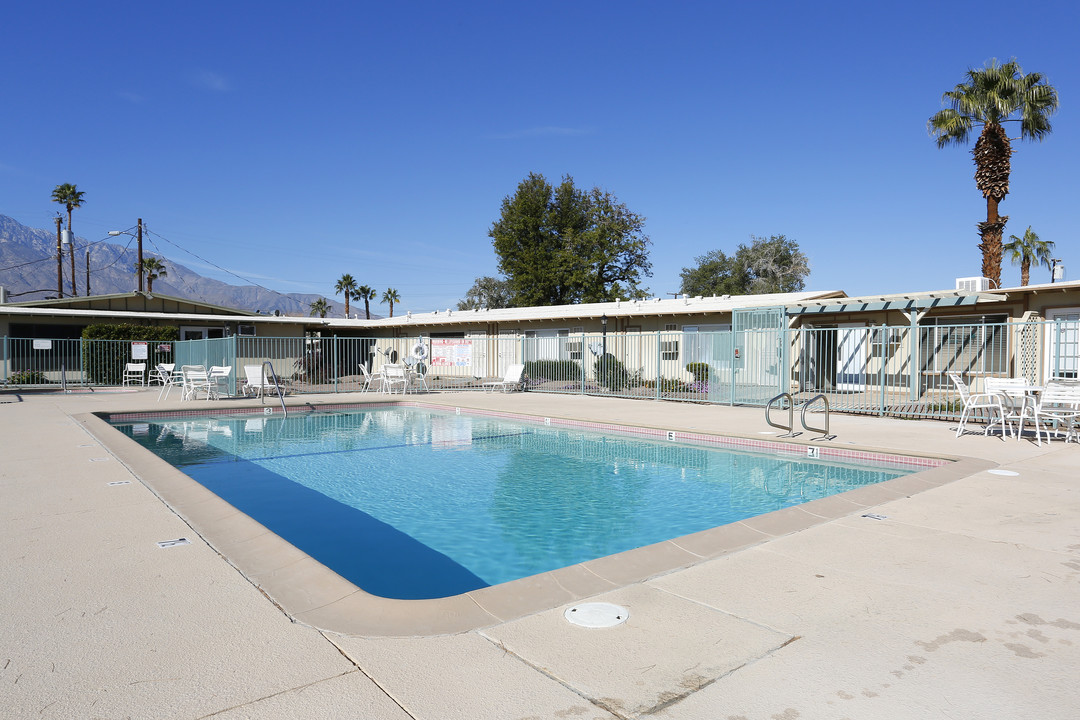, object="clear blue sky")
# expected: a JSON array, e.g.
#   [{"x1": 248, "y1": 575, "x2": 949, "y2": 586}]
[{"x1": 3, "y1": 1, "x2": 1077, "y2": 313}]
